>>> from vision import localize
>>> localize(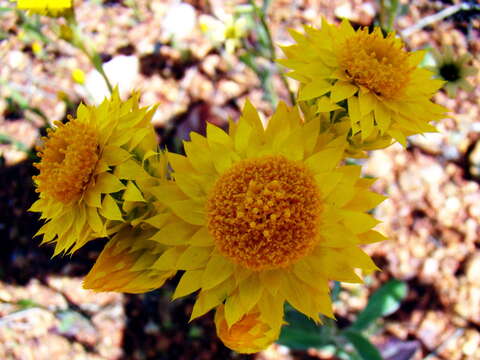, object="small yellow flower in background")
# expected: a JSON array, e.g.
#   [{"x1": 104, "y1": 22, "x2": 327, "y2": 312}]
[
  {"x1": 16, "y1": 0, "x2": 73, "y2": 17},
  {"x1": 199, "y1": 12, "x2": 248, "y2": 54},
  {"x1": 72, "y1": 68, "x2": 85, "y2": 85},
  {"x1": 278, "y1": 18, "x2": 447, "y2": 146},
  {"x1": 32, "y1": 41, "x2": 43, "y2": 56},
  {"x1": 128, "y1": 100, "x2": 386, "y2": 353},
  {"x1": 30, "y1": 89, "x2": 158, "y2": 256},
  {"x1": 215, "y1": 305, "x2": 281, "y2": 354},
  {"x1": 427, "y1": 45, "x2": 478, "y2": 97}
]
